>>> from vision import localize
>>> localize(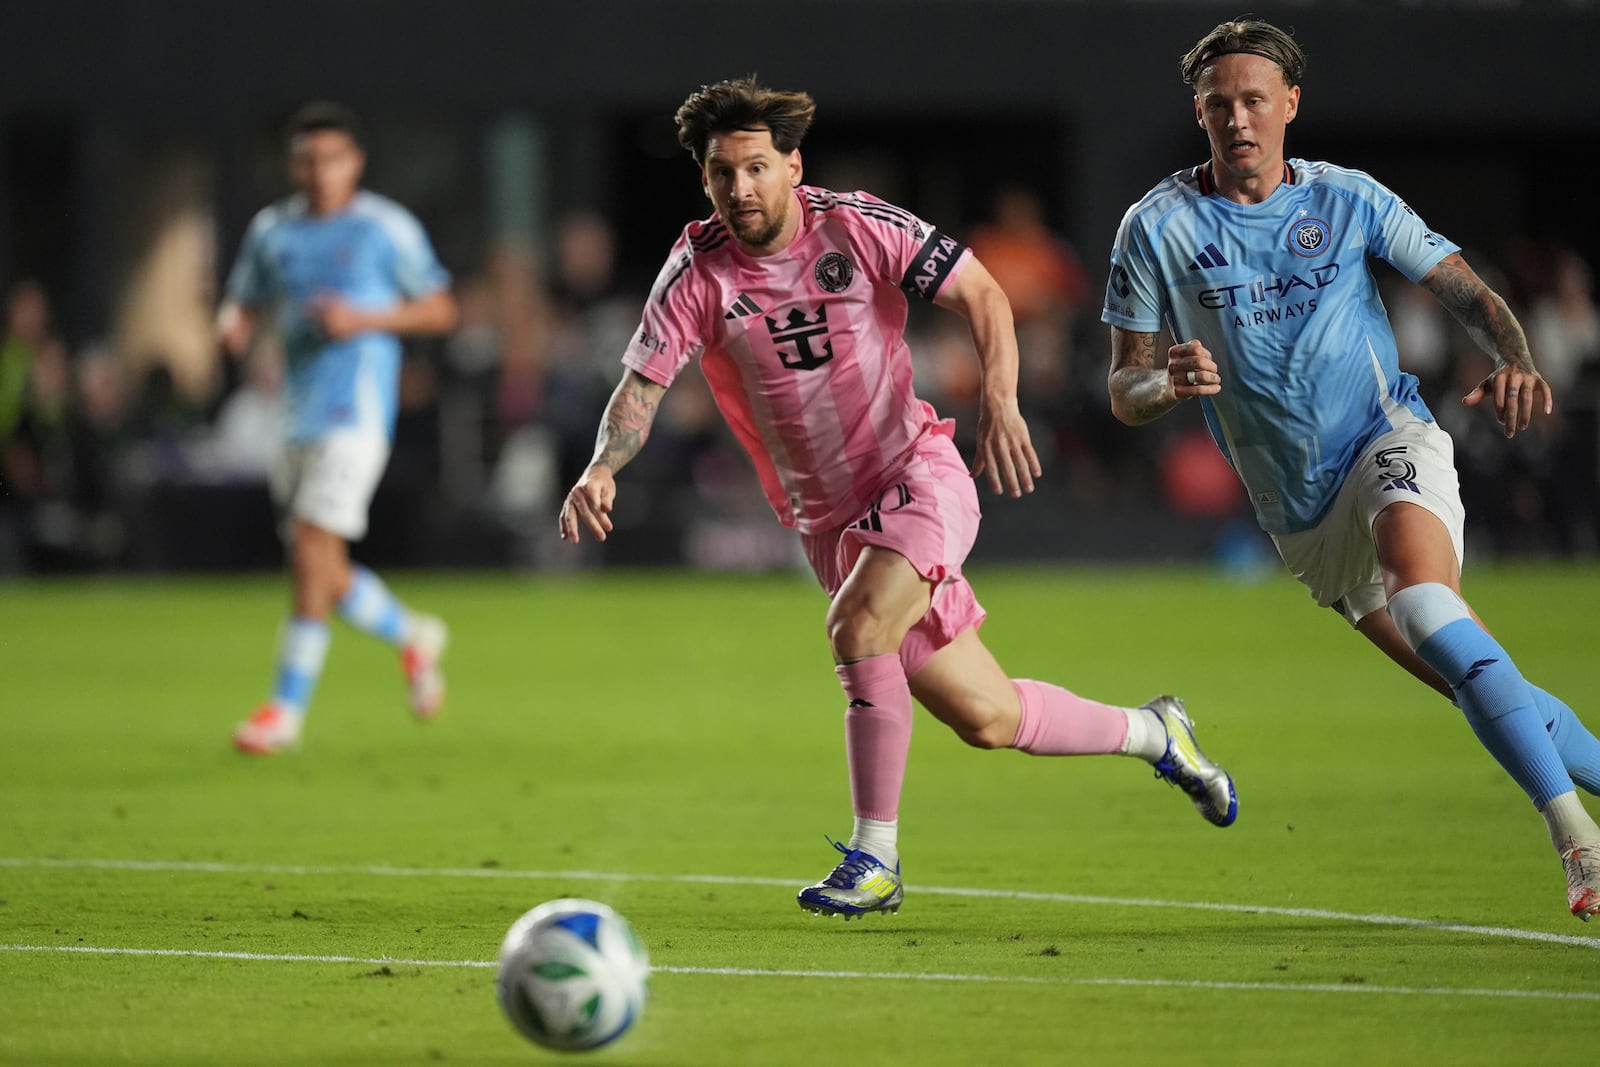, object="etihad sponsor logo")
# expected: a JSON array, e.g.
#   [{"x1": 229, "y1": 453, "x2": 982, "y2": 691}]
[{"x1": 1198, "y1": 263, "x2": 1340, "y2": 308}]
